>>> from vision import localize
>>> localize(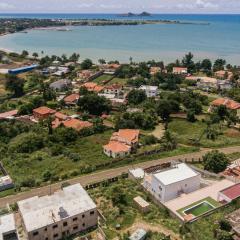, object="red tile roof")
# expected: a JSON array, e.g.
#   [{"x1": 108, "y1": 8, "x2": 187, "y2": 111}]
[
  {"x1": 105, "y1": 84, "x2": 123, "y2": 90},
  {"x1": 64, "y1": 94, "x2": 80, "y2": 103},
  {"x1": 63, "y1": 118, "x2": 93, "y2": 131},
  {"x1": 211, "y1": 98, "x2": 240, "y2": 110},
  {"x1": 104, "y1": 141, "x2": 131, "y2": 153},
  {"x1": 112, "y1": 129, "x2": 140, "y2": 144},
  {"x1": 0, "y1": 110, "x2": 18, "y2": 119},
  {"x1": 55, "y1": 112, "x2": 69, "y2": 121},
  {"x1": 33, "y1": 106, "x2": 56, "y2": 116},
  {"x1": 221, "y1": 183, "x2": 240, "y2": 200}
]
